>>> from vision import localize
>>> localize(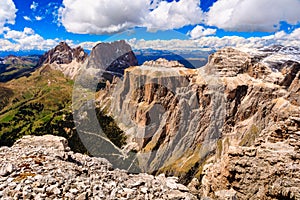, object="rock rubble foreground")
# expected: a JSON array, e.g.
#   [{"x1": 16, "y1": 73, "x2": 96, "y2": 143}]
[{"x1": 0, "y1": 135, "x2": 197, "y2": 200}]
